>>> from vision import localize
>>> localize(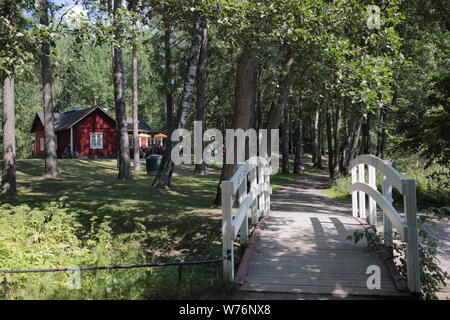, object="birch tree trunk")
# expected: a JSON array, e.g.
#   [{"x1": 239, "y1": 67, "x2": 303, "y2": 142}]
[
  {"x1": 194, "y1": 22, "x2": 208, "y2": 175},
  {"x1": 1, "y1": 3, "x2": 17, "y2": 195},
  {"x1": 153, "y1": 17, "x2": 203, "y2": 188},
  {"x1": 213, "y1": 39, "x2": 258, "y2": 205},
  {"x1": 113, "y1": 0, "x2": 132, "y2": 180}
]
